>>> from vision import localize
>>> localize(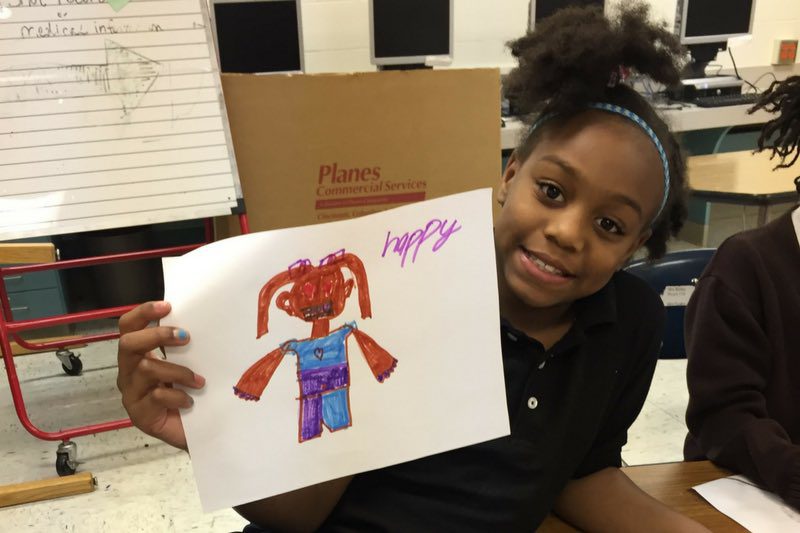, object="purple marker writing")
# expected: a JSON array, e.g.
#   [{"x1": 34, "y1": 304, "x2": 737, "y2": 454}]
[{"x1": 381, "y1": 218, "x2": 462, "y2": 267}]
